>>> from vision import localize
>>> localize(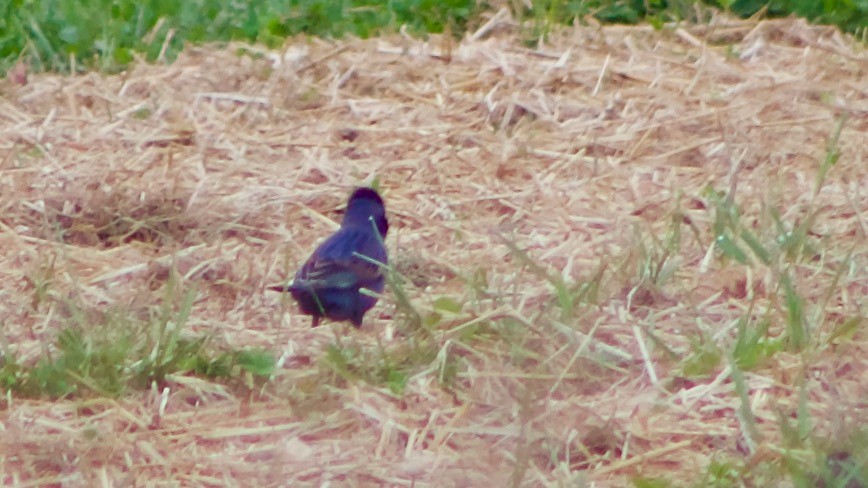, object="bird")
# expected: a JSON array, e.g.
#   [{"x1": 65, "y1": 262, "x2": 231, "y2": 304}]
[{"x1": 269, "y1": 187, "x2": 389, "y2": 328}]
